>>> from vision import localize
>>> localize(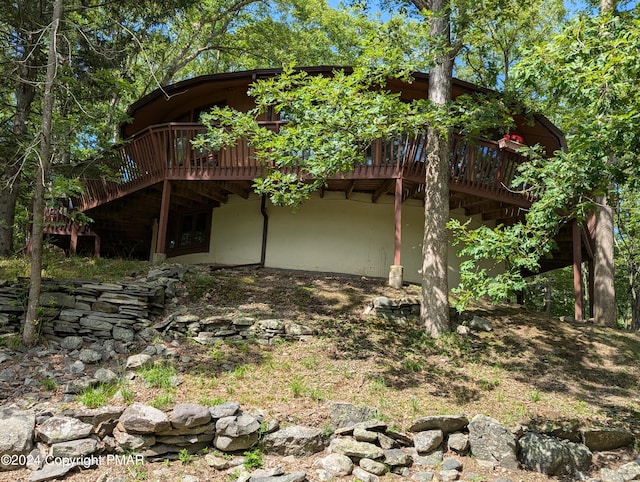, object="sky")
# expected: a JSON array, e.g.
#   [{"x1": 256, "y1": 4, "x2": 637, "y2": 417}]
[{"x1": 327, "y1": 0, "x2": 639, "y2": 15}]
